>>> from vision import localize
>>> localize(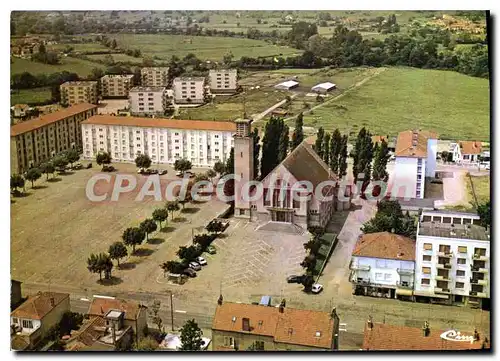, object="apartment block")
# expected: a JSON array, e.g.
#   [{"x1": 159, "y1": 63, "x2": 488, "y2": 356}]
[
  {"x1": 60, "y1": 81, "x2": 98, "y2": 106},
  {"x1": 81, "y1": 115, "x2": 235, "y2": 167},
  {"x1": 140, "y1": 67, "x2": 169, "y2": 87},
  {"x1": 209, "y1": 69, "x2": 238, "y2": 93},
  {"x1": 100, "y1": 74, "x2": 135, "y2": 98},
  {"x1": 414, "y1": 210, "x2": 490, "y2": 308},
  {"x1": 129, "y1": 86, "x2": 171, "y2": 116},
  {"x1": 172, "y1": 77, "x2": 206, "y2": 104},
  {"x1": 10, "y1": 103, "x2": 98, "y2": 174}
]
